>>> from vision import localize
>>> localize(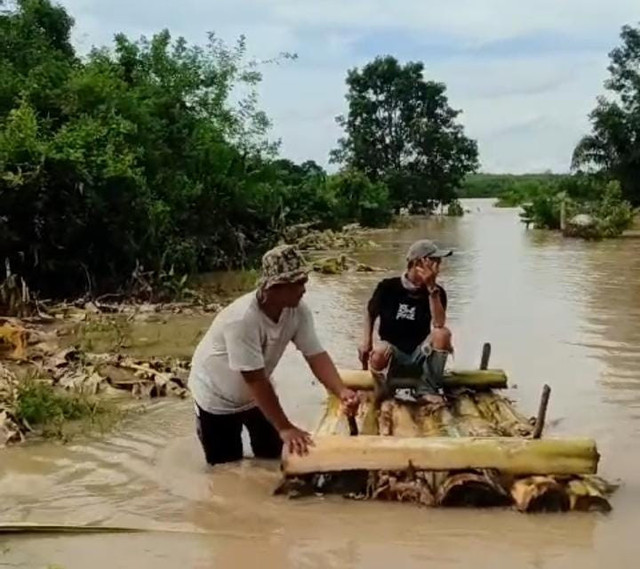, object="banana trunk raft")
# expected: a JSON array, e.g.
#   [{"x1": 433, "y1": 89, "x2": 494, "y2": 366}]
[{"x1": 275, "y1": 368, "x2": 617, "y2": 512}]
